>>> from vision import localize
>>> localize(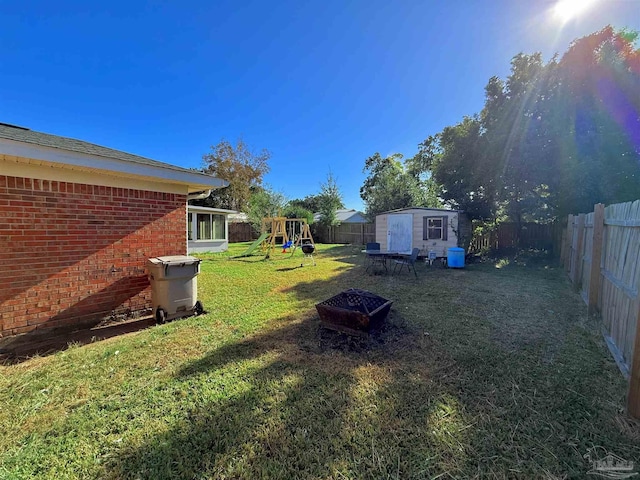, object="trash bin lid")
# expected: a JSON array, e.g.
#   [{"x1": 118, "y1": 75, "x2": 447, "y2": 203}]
[{"x1": 147, "y1": 255, "x2": 201, "y2": 266}]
